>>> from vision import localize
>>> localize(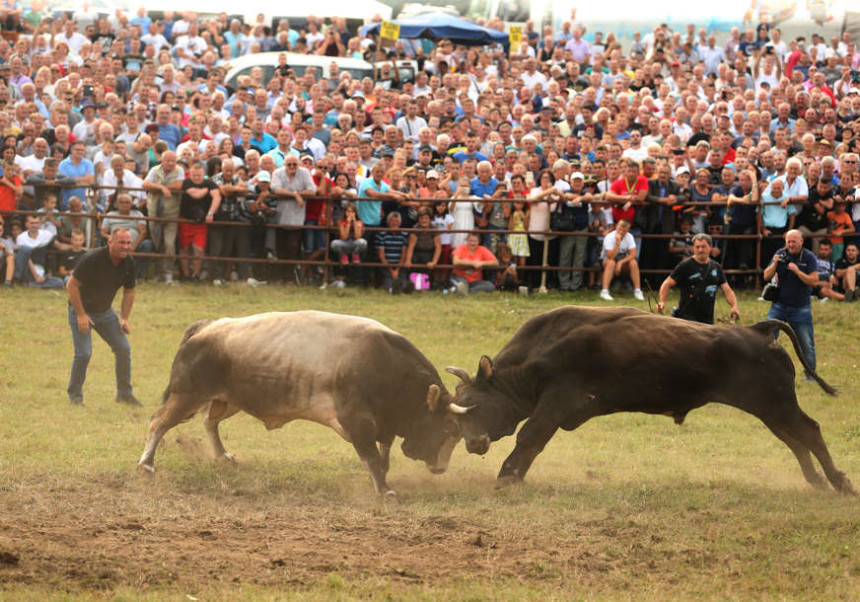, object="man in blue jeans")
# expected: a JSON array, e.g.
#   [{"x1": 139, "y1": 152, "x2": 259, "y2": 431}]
[
  {"x1": 762, "y1": 229, "x2": 819, "y2": 378},
  {"x1": 66, "y1": 227, "x2": 140, "y2": 407}
]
